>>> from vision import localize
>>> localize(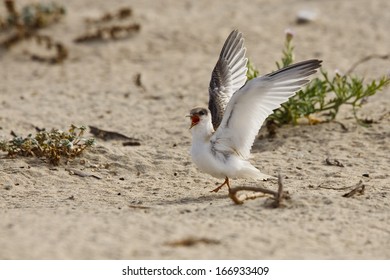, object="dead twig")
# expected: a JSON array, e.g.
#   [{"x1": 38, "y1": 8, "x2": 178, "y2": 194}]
[
  {"x1": 84, "y1": 7, "x2": 133, "y2": 25},
  {"x1": 342, "y1": 180, "x2": 365, "y2": 198},
  {"x1": 317, "y1": 184, "x2": 351, "y2": 190},
  {"x1": 74, "y1": 6, "x2": 139, "y2": 43},
  {"x1": 228, "y1": 174, "x2": 290, "y2": 206},
  {"x1": 0, "y1": 1, "x2": 67, "y2": 63},
  {"x1": 122, "y1": 141, "x2": 141, "y2": 147},
  {"x1": 228, "y1": 186, "x2": 271, "y2": 205},
  {"x1": 74, "y1": 23, "x2": 140, "y2": 43},
  {"x1": 274, "y1": 173, "x2": 284, "y2": 207},
  {"x1": 27, "y1": 35, "x2": 68, "y2": 64},
  {"x1": 128, "y1": 204, "x2": 150, "y2": 210},
  {"x1": 318, "y1": 180, "x2": 366, "y2": 197},
  {"x1": 325, "y1": 157, "x2": 344, "y2": 167}
]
